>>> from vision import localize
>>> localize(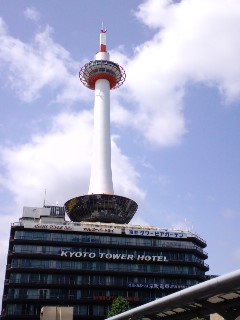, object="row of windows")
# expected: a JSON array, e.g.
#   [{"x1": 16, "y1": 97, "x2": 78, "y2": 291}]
[
  {"x1": 9, "y1": 272, "x2": 199, "y2": 287},
  {"x1": 84, "y1": 61, "x2": 121, "y2": 78},
  {"x1": 12, "y1": 244, "x2": 205, "y2": 264},
  {"x1": 5, "y1": 303, "x2": 109, "y2": 316},
  {"x1": 89, "y1": 68, "x2": 116, "y2": 78},
  {"x1": 7, "y1": 288, "x2": 164, "y2": 301},
  {"x1": 14, "y1": 231, "x2": 205, "y2": 254},
  {"x1": 11, "y1": 259, "x2": 205, "y2": 275}
]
